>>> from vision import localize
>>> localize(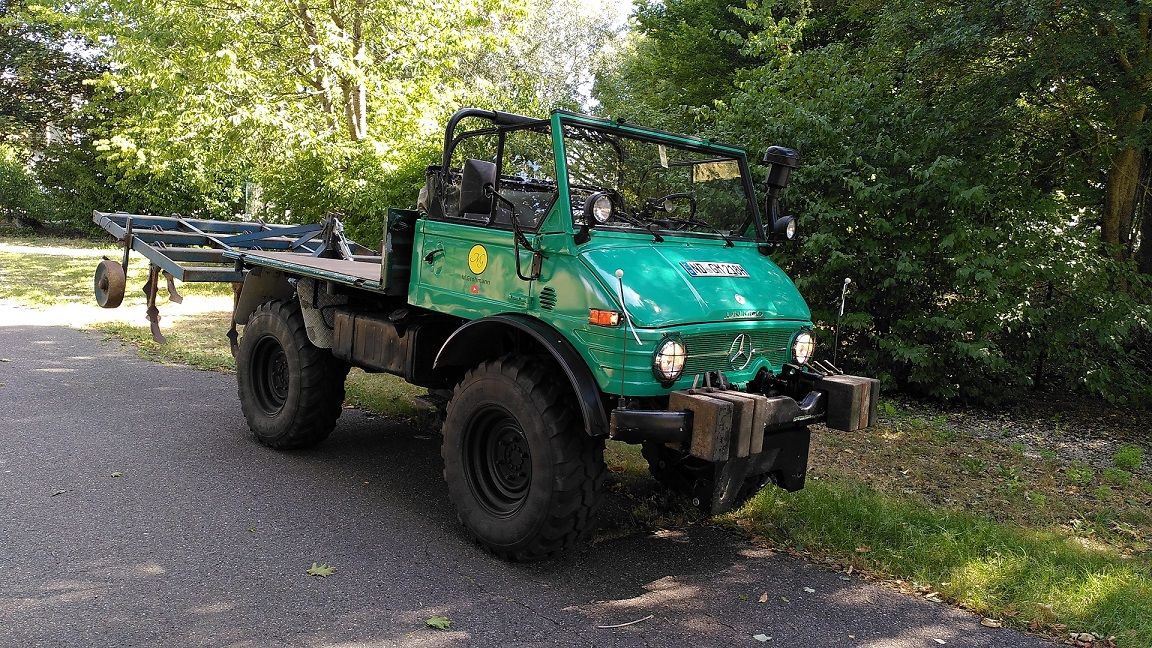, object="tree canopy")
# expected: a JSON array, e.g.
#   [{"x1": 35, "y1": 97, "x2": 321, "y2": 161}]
[{"x1": 1, "y1": 0, "x2": 1148, "y2": 405}]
